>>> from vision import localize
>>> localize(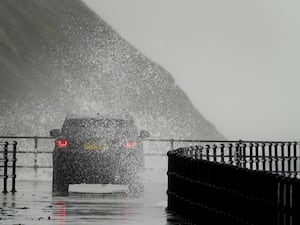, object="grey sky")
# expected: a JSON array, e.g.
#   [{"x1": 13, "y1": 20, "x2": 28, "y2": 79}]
[{"x1": 83, "y1": 0, "x2": 300, "y2": 140}]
